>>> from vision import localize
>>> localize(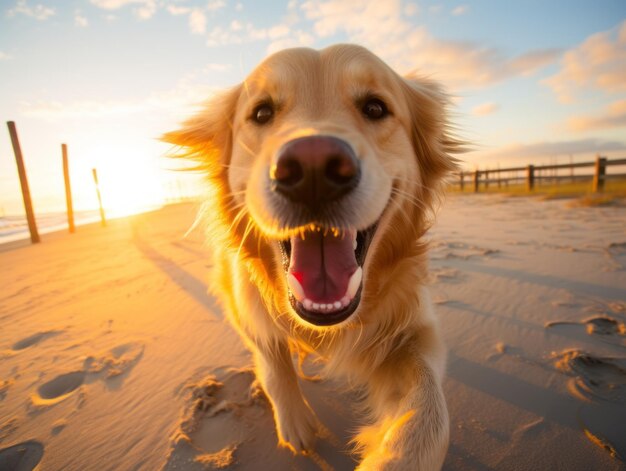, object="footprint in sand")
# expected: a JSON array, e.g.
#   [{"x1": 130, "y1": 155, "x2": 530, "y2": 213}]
[
  {"x1": 605, "y1": 241, "x2": 626, "y2": 271},
  {"x1": 430, "y1": 241, "x2": 499, "y2": 261},
  {"x1": 33, "y1": 371, "x2": 86, "y2": 405},
  {"x1": 30, "y1": 342, "x2": 144, "y2": 407},
  {"x1": 546, "y1": 315, "x2": 626, "y2": 346},
  {"x1": 0, "y1": 380, "x2": 12, "y2": 400},
  {"x1": 553, "y1": 349, "x2": 626, "y2": 403},
  {"x1": 429, "y1": 266, "x2": 463, "y2": 284},
  {"x1": 84, "y1": 342, "x2": 144, "y2": 378},
  {"x1": 12, "y1": 331, "x2": 61, "y2": 351},
  {"x1": 553, "y1": 349, "x2": 626, "y2": 461},
  {"x1": 0, "y1": 440, "x2": 44, "y2": 471},
  {"x1": 164, "y1": 366, "x2": 357, "y2": 471}
]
